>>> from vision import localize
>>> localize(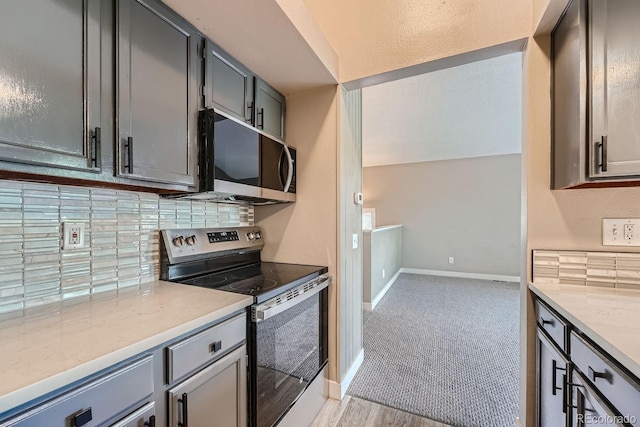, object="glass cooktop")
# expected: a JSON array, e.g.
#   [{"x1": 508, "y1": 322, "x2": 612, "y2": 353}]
[{"x1": 182, "y1": 262, "x2": 327, "y2": 304}]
